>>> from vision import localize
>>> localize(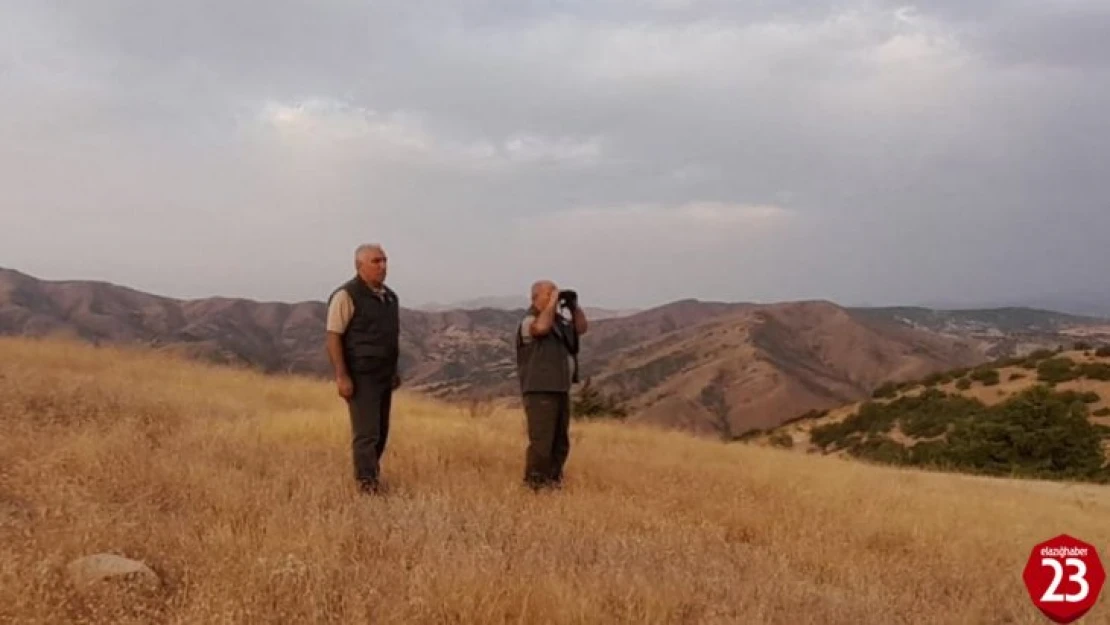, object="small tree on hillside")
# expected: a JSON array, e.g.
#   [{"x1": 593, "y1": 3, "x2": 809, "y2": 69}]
[{"x1": 572, "y1": 377, "x2": 628, "y2": 420}]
